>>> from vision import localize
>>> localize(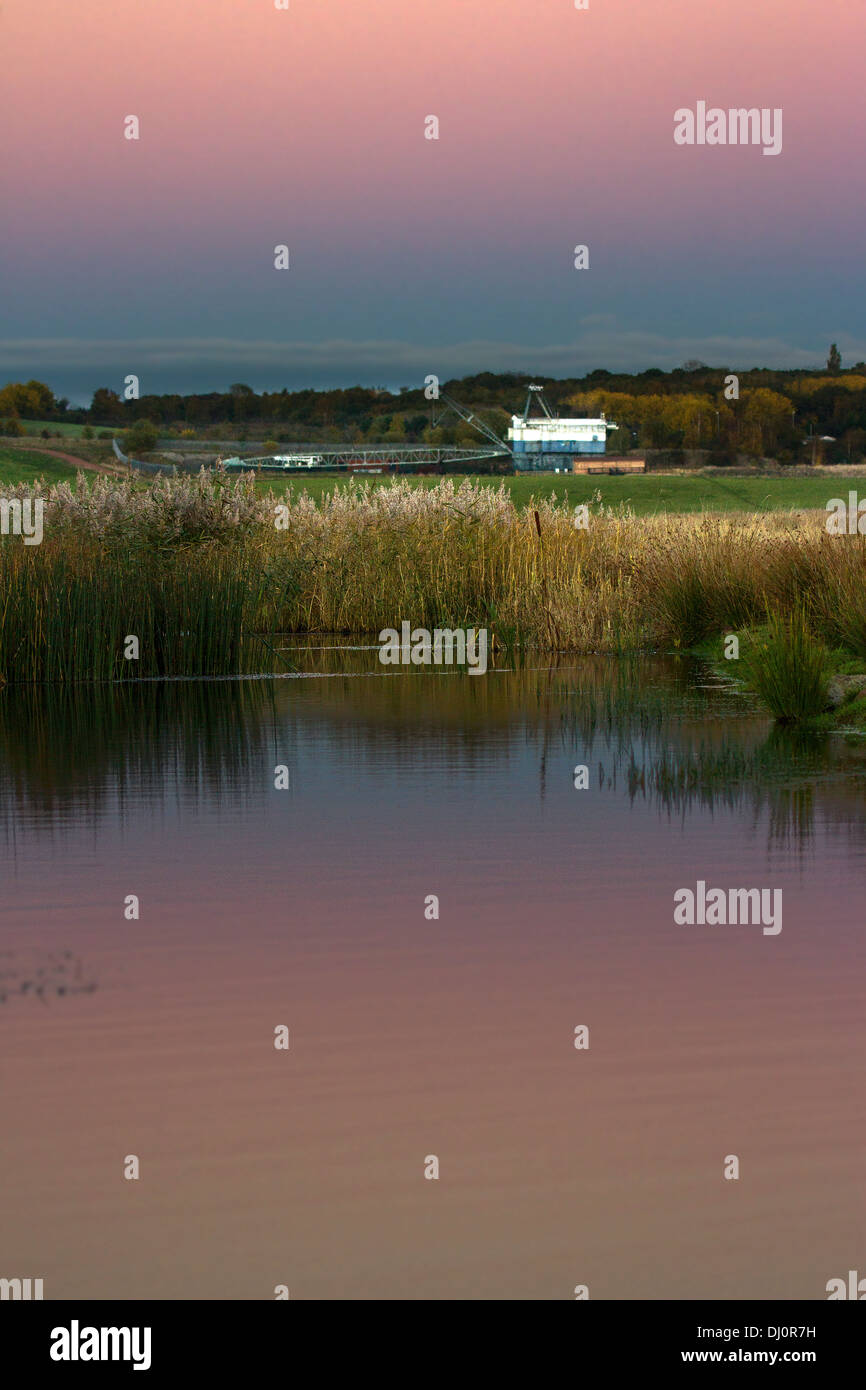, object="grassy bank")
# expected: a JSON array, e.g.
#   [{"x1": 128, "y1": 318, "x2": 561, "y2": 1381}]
[
  {"x1": 252, "y1": 470, "x2": 853, "y2": 516},
  {"x1": 1, "y1": 475, "x2": 866, "y2": 699},
  {"x1": 17, "y1": 420, "x2": 103, "y2": 439},
  {"x1": 0, "y1": 446, "x2": 860, "y2": 514},
  {"x1": 0, "y1": 447, "x2": 85, "y2": 487}
]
